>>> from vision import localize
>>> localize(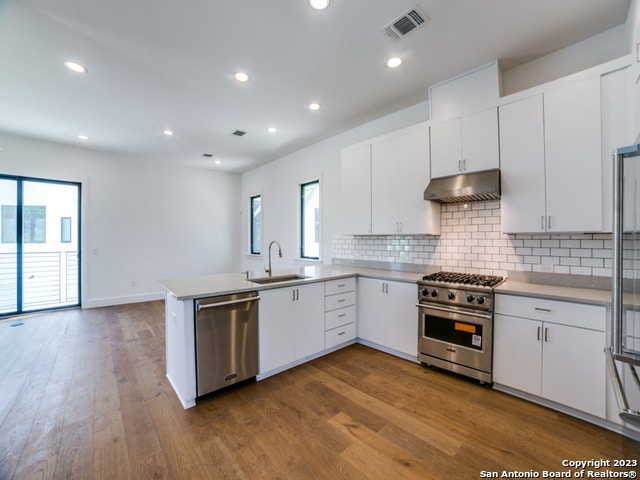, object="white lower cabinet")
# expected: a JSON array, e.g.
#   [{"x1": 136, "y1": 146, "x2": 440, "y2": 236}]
[
  {"x1": 258, "y1": 282, "x2": 324, "y2": 375},
  {"x1": 357, "y1": 278, "x2": 418, "y2": 359},
  {"x1": 493, "y1": 294, "x2": 606, "y2": 418}
]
